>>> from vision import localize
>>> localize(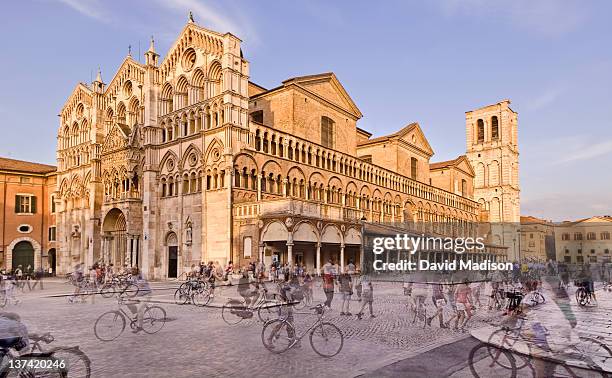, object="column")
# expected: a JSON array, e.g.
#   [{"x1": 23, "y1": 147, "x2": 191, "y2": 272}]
[
  {"x1": 340, "y1": 244, "x2": 345, "y2": 272},
  {"x1": 316, "y1": 242, "x2": 321, "y2": 276},
  {"x1": 287, "y1": 242, "x2": 293, "y2": 266},
  {"x1": 128, "y1": 236, "x2": 133, "y2": 267},
  {"x1": 259, "y1": 243, "x2": 264, "y2": 263},
  {"x1": 257, "y1": 174, "x2": 262, "y2": 201},
  {"x1": 282, "y1": 178, "x2": 288, "y2": 197}
]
